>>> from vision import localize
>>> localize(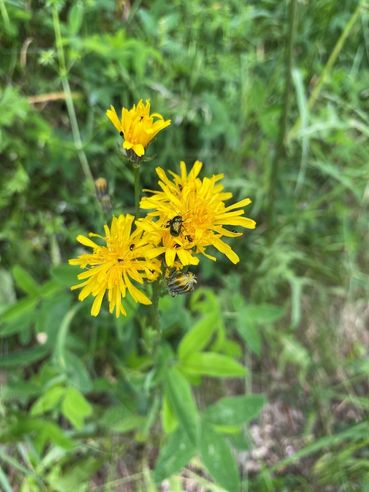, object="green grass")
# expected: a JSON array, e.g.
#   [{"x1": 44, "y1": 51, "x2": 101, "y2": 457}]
[{"x1": 1, "y1": 0, "x2": 369, "y2": 490}]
